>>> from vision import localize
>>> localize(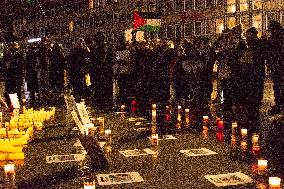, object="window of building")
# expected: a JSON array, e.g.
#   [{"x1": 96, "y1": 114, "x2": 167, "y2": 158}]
[
  {"x1": 240, "y1": 15, "x2": 250, "y2": 32},
  {"x1": 240, "y1": 0, "x2": 248, "y2": 12},
  {"x1": 252, "y1": 14, "x2": 262, "y2": 36},
  {"x1": 166, "y1": 25, "x2": 174, "y2": 39},
  {"x1": 252, "y1": 0, "x2": 262, "y2": 10},
  {"x1": 195, "y1": 21, "x2": 203, "y2": 35},
  {"x1": 227, "y1": 16, "x2": 236, "y2": 29},
  {"x1": 216, "y1": 18, "x2": 224, "y2": 34},
  {"x1": 204, "y1": 19, "x2": 213, "y2": 34},
  {"x1": 266, "y1": 12, "x2": 278, "y2": 29},
  {"x1": 184, "y1": 22, "x2": 194, "y2": 37},
  {"x1": 227, "y1": 0, "x2": 236, "y2": 13},
  {"x1": 205, "y1": 0, "x2": 214, "y2": 8},
  {"x1": 175, "y1": 24, "x2": 182, "y2": 38},
  {"x1": 195, "y1": 0, "x2": 205, "y2": 9},
  {"x1": 176, "y1": 0, "x2": 185, "y2": 12},
  {"x1": 185, "y1": 0, "x2": 194, "y2": 10}
]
